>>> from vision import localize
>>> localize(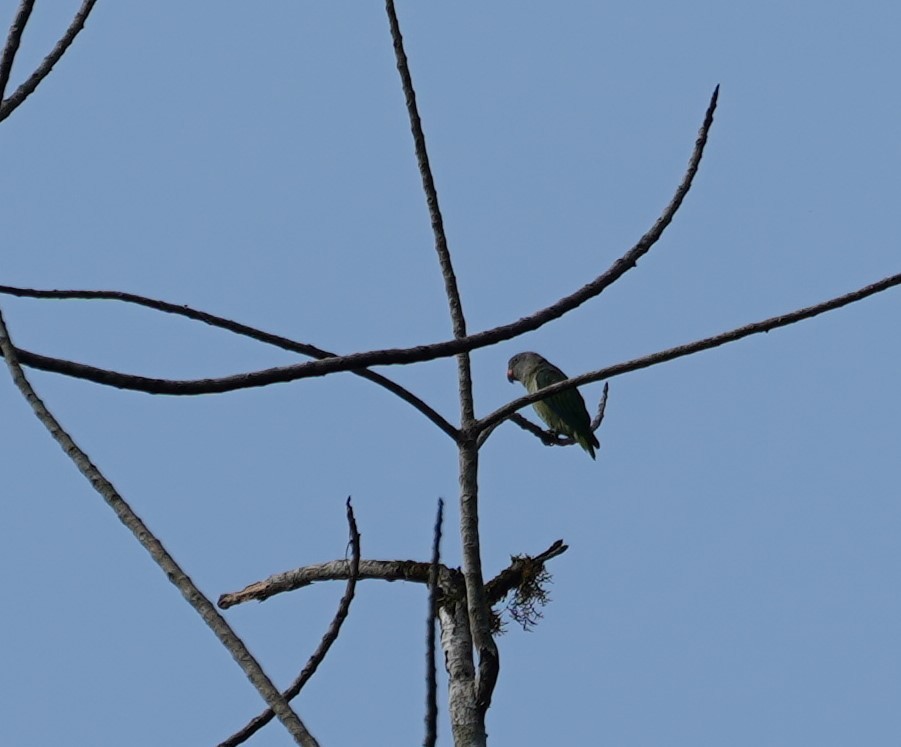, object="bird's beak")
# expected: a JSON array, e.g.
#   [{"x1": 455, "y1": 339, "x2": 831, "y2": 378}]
[{"x1": 506, "y1": 369, "x2": 515, "y2": 383}]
